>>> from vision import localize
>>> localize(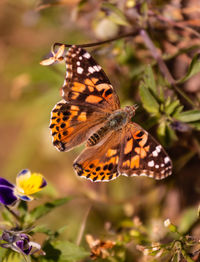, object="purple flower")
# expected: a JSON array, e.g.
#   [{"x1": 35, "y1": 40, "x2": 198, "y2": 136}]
[
  {"x1": 0, "y1": 169, "x2": 47, "y2": 206},
  {"x1": 15, "y1": 234, "x2": 32, "y2": 255},
  {"x1": 0, "y1": 178, "x2": 17, "y2": 205},
  {"x1": 0, "y1": 230, "x2": 43, "y2": 256}
]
